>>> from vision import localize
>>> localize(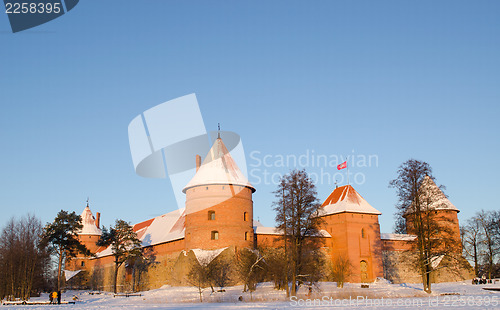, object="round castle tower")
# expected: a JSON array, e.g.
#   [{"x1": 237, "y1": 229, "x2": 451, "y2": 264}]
[
  {"x1": 404, "y1": 176, "x2": 461, "y2": 253},
  {"x1": 182, "y1": 136, "x2": 255, "y2": 250}
]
